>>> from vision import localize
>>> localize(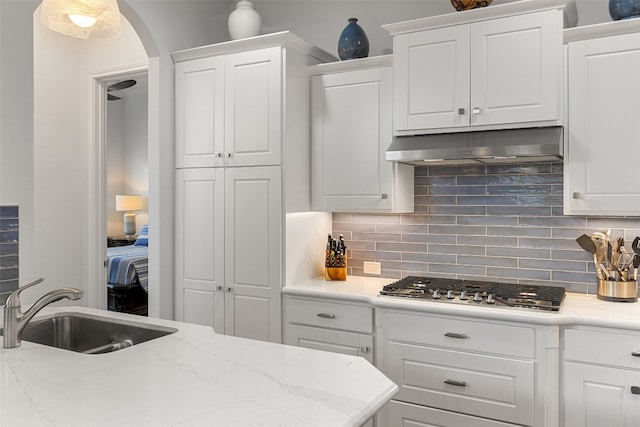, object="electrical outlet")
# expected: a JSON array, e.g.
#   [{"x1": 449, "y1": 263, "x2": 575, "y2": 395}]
[{"x1": 363, "y1": 261, "x2": 381, "y2": 275}]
